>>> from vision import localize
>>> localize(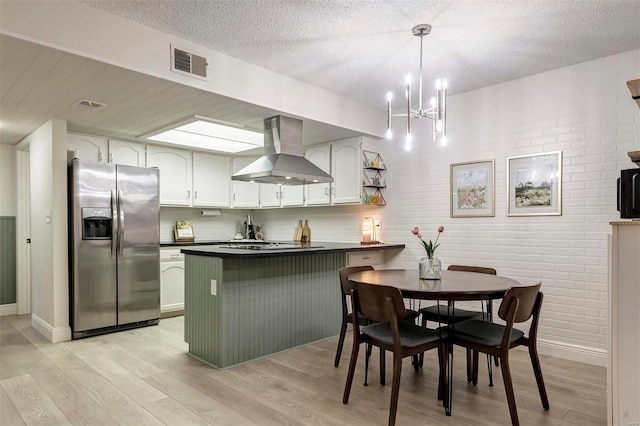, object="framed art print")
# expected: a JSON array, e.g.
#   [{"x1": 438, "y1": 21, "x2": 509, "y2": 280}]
[
  {"x1": 507, "y1": 151, "x2": 562, "y2": 216},
  {"x1": 450, "y1": 159, "x2": 495, "y2": 217}
]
